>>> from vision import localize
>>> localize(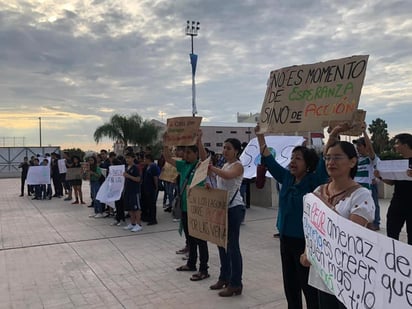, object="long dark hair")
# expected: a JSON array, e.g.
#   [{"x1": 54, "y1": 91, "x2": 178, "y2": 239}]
[
  {"x1": 224, "y1": 138, "x2": 242, "y2": 158},
  {"x1": 327, "y1": 141, "x2": 358, "y2": 179},
  {"x1": 89, "y1": 156, "x2": 98, "y2": 172}
]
